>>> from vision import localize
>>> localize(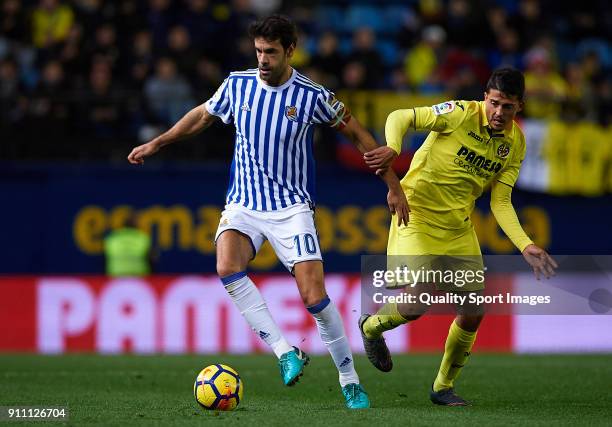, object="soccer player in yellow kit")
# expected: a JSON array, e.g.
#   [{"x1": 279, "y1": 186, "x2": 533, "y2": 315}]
[{"x1": 359, "y1": 68, "x2": 558, "y2": 406}]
